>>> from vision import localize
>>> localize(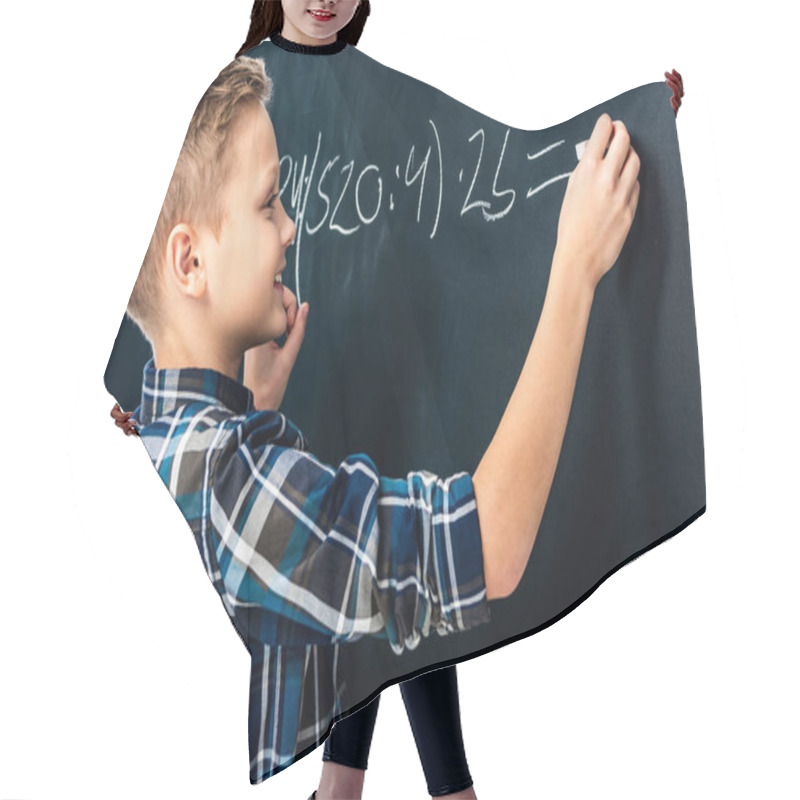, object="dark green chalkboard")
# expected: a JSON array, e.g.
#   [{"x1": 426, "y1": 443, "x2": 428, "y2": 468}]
[{"x1": 105, "y1": 41, "x2": 705, "y2": 705}]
